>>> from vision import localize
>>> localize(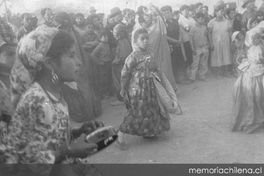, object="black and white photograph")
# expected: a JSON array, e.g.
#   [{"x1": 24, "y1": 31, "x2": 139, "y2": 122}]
[{"x1": 0, "y1": 0, "x2": 263, "y2": 175}]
